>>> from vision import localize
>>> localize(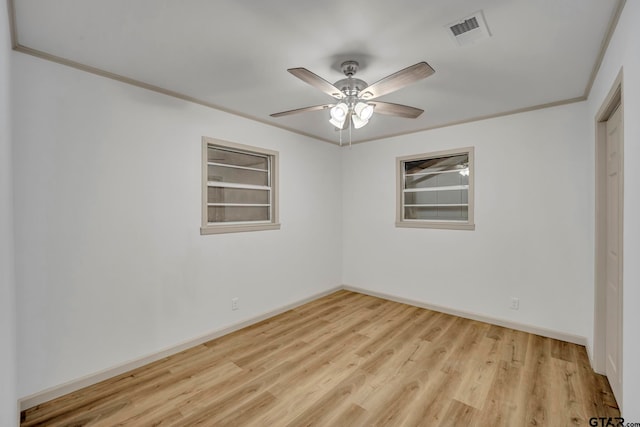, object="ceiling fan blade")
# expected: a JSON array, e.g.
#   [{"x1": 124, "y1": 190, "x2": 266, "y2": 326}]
[
  {"x1": 288, "y1": 68, "x2": 345, "y2": 100},
  {"x1": 270, "y1": 104, "x2": 334, "y2": 118},
  {"x1": 369, "y1": 101, "x2": 424, "y2": 119},
  {"x1": 358, "y1": 62, "x2": 435, "y2": 100}
]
